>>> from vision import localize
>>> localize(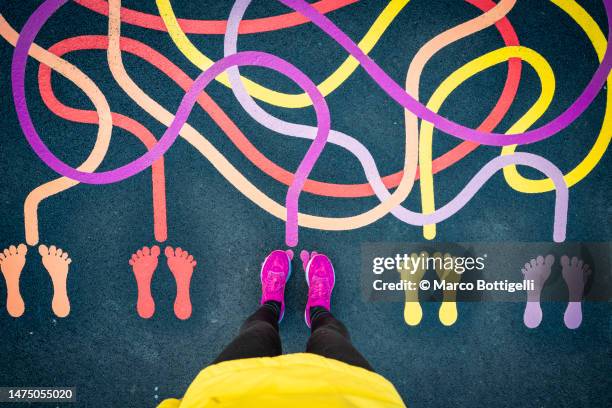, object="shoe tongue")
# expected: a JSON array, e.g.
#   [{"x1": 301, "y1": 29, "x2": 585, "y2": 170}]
[
  {"x1": 312, "y1": 263, "x2": 328, "y2": 278},
  {"x1": 271, "y1": 257, "x2": 286, "y2": 271}
]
